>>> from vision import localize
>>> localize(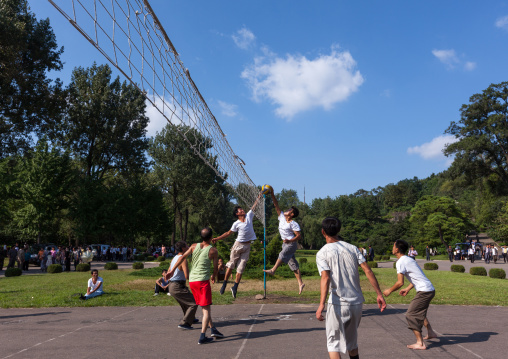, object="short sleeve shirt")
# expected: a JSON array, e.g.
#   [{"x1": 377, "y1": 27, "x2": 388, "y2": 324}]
[
  {"x1": 396, "y1": 256, "x2": 434, "y2": 292},
  {"x1": 278, "y1": 212, "x2": 301, "y2": 240},
  {"x1": 316, "y1": 241, "x2": 366, "y2": 305},
  {"x1": 88, "y1": 277, "x2": 103, "y2": 292},
  {"x1": 230, "y1": 210, "x2": 256, "y2": 242}
]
